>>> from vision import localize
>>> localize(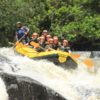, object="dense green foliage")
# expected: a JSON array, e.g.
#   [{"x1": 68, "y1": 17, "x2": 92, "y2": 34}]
[{"x1": 0, "y1": 0, "x2": 100, "y2": 47}]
